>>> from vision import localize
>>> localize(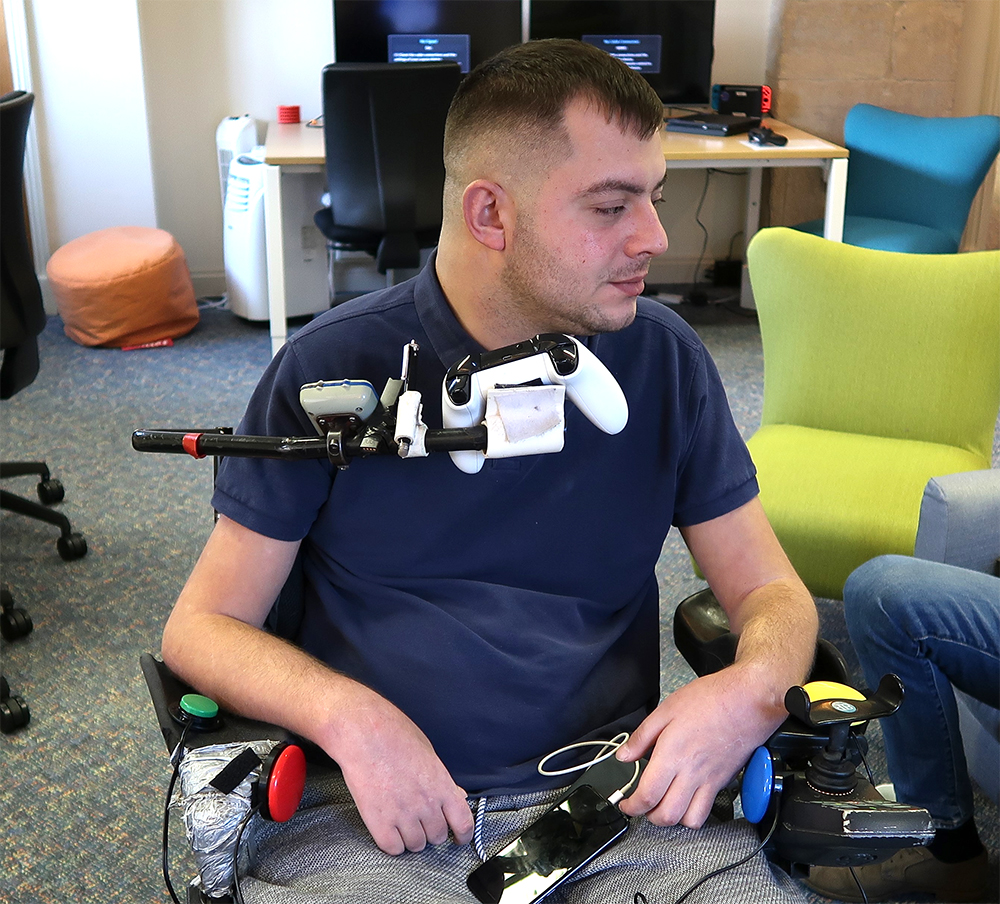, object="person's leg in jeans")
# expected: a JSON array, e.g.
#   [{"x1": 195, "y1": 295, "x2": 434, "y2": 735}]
[{"x1": 807, "y1": 554, "x2": 999, "y2": 902}]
